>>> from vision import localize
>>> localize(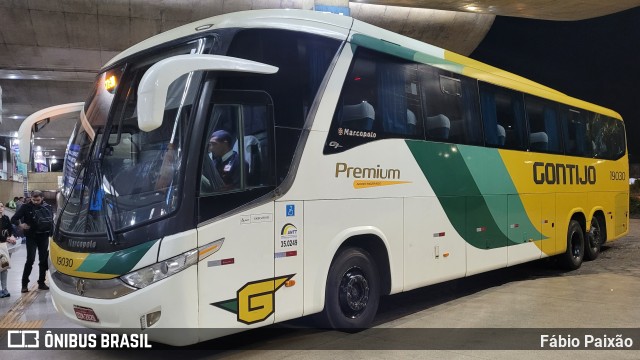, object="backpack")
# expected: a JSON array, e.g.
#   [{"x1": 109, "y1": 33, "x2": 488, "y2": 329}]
[{"x1": 33, "y1": 204, "x2": 53, "y2": 234}]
